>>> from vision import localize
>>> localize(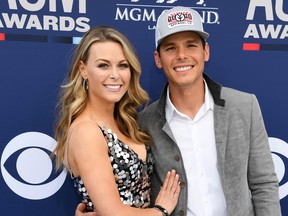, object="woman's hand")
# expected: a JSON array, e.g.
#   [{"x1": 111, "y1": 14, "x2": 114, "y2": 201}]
[
  {"x1": 75, "y1": 203, "x2": 99, "y2": 216},
  {"x1": 154, "y1": 169, "x2": 181, "y2": 215}
]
